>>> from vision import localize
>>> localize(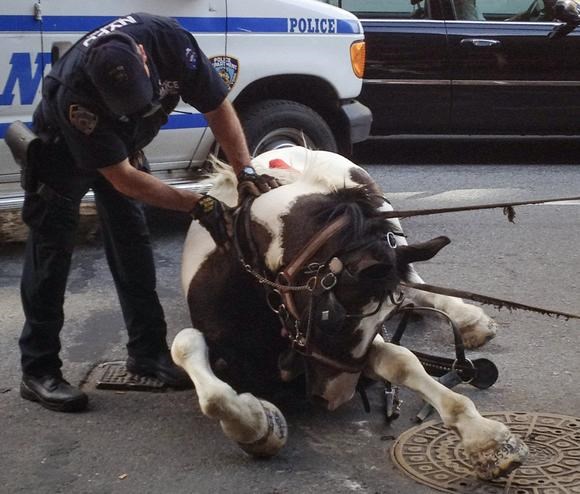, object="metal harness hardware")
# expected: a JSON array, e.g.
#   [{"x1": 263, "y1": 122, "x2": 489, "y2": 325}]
[{"x1": 380, "y1": 305, "x2": 499, "y2": 423}]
